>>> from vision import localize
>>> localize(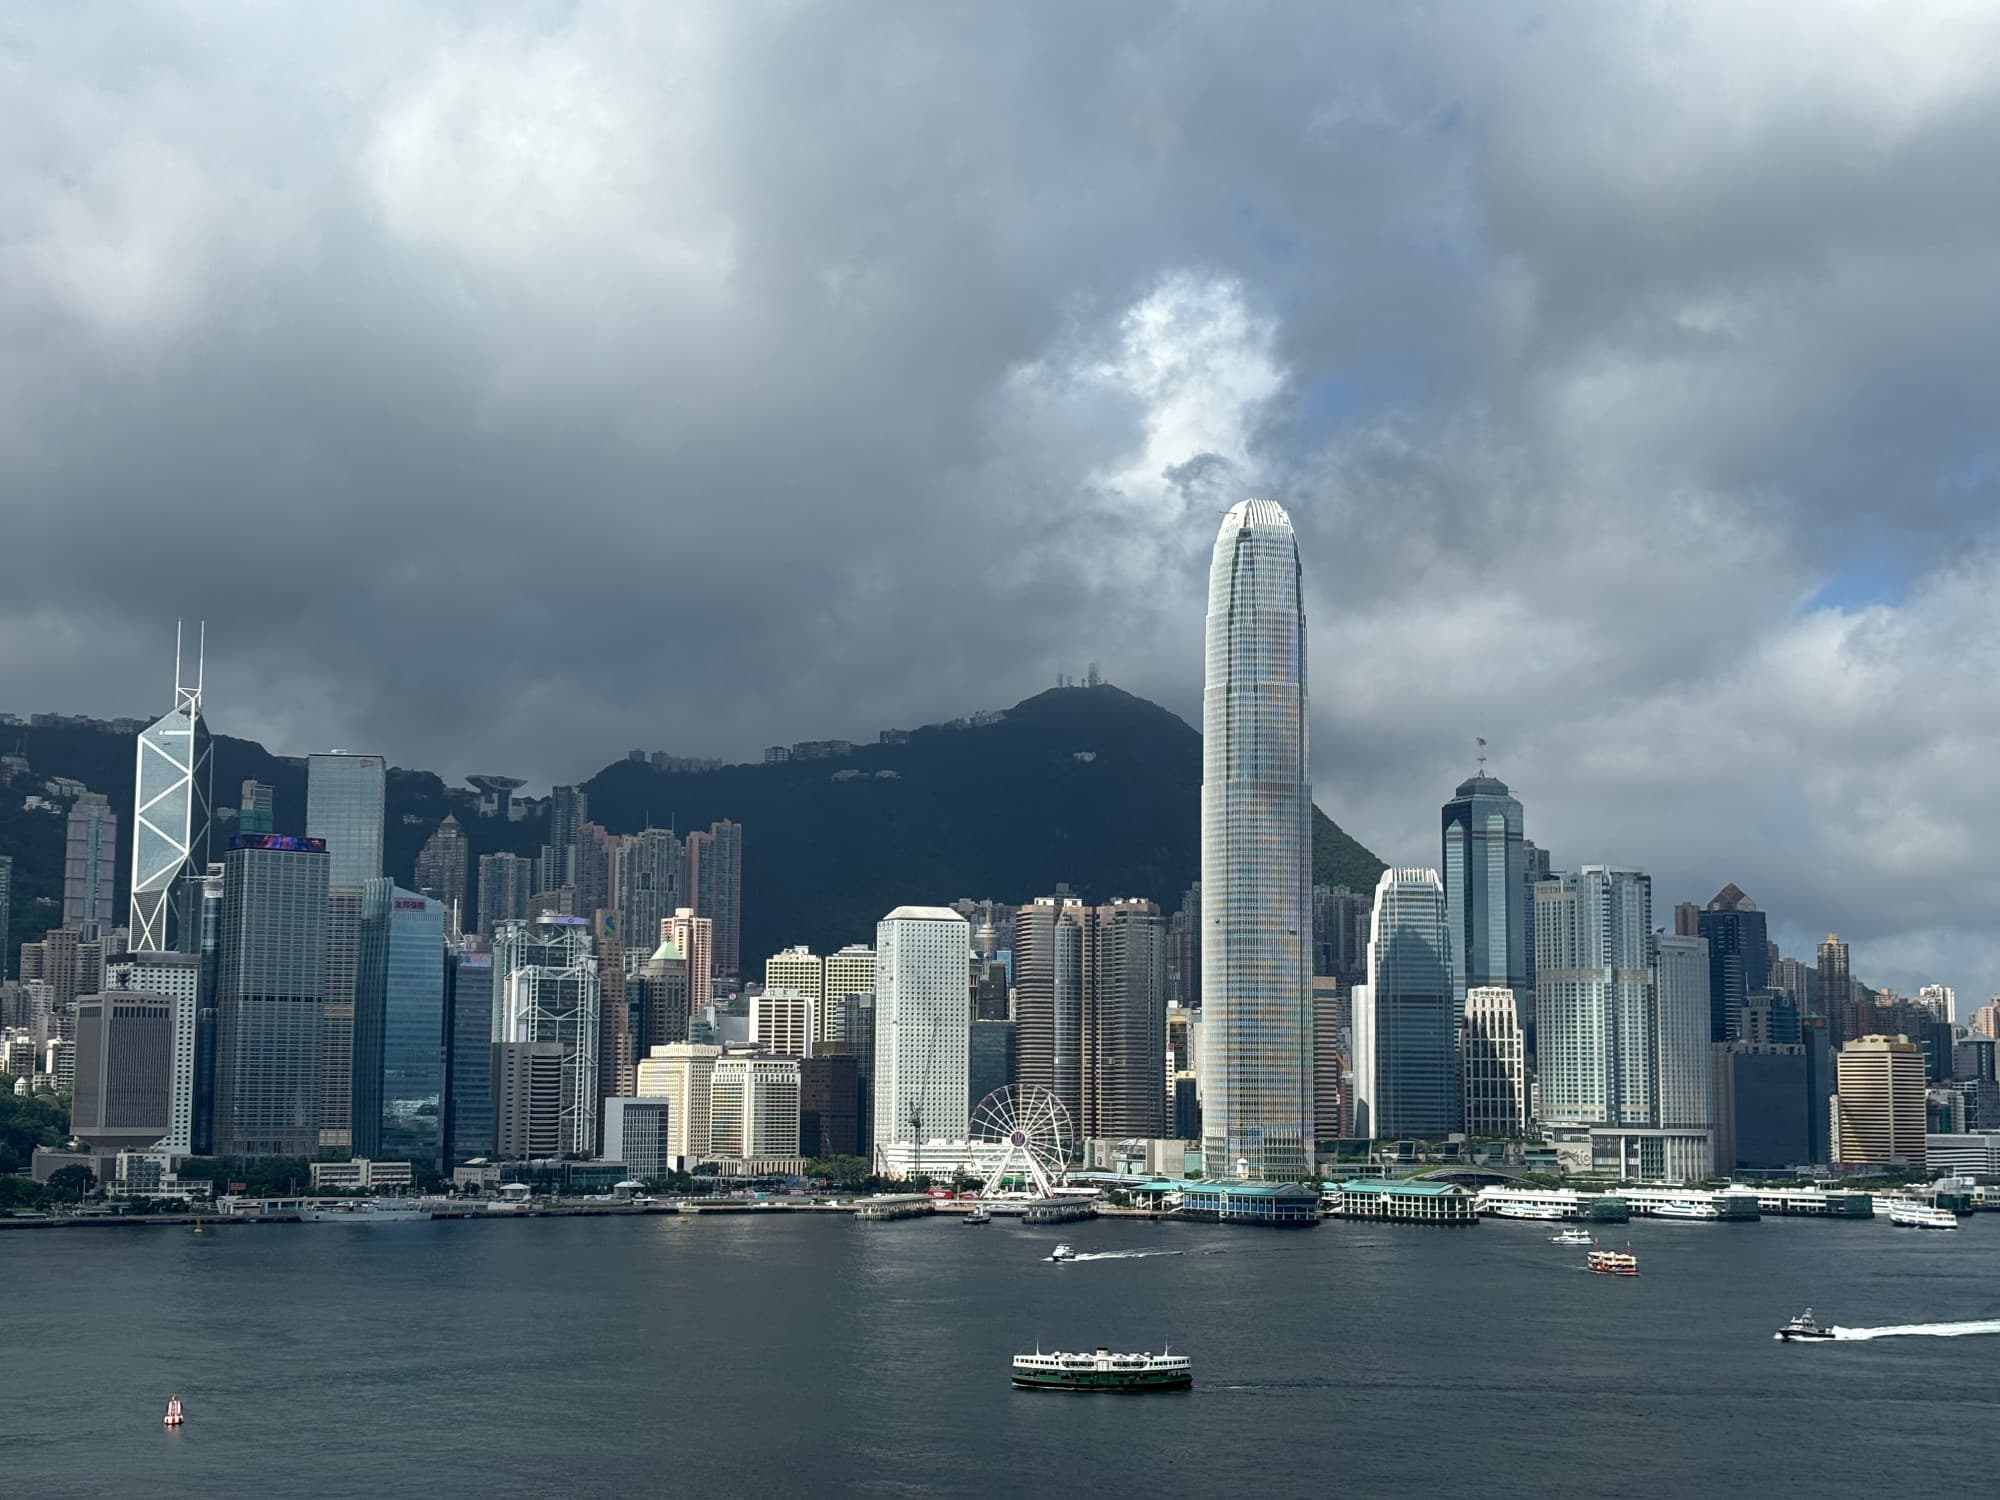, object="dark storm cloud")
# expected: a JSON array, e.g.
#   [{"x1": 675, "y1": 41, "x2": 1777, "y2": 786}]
[{"x1": 4, "y1": 2, "x2": 1999, "y2": 1003}]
